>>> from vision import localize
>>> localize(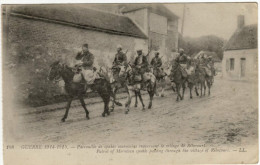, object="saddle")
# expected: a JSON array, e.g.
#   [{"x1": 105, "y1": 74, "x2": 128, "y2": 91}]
[
  {"x1": 72, "y1": 65, "x2": 104, "y2": 84},
  {"x1": 132, "y1": 68, "x2": 142, "y2": 82},
  {"x1": 73, "y1": 72, "x2": 84, "y2": 83},
  {"x1": 131, "y1": 67, "x2": 153, "y2": 83}
]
